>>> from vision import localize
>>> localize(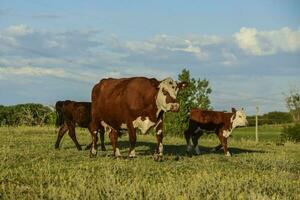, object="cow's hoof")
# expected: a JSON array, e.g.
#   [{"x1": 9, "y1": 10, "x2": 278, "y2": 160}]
[
  {"x1": 128, "y1": 149, "x2": 136, "y2": 158},
  {"x1": 114, "y1": 148, "x2": 122, "y2": 157},
  {"x1": 113, "y1": 155, "x2": 122, "y2": 159},
  {"x1": 101, "y1": 146, "x2": 107, "y2": 151},
  {"x1": 128, "y1": 155, "x2": 137, "y2": 159},
  {"x1": 186, "y1": 151, "x2": 193, "y2": 157},
  {"x1": 77, "y1": 147, "x2": 82, "y2": 151},
  {"x1": 85, "y1": 144, "x2": 92, "y2": 150},
  {"x1": 153, "y1": 154, "x2": 163, "y2": 162},
  {"x1": 89, "y1": 153, "x2": 97, "y2": 158},
  {"x1": 212, "y1": 145, "x2": 223, "y2": 152},
  {"x1": 225, "y1": 151, "x2": 232, "y2": 157},
  {"x1": 194, "y1": 146, "x2": 200, "y2": 155},
  {"x1": 90, "y1": 149, "x2": 97, "y2": 158}
]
